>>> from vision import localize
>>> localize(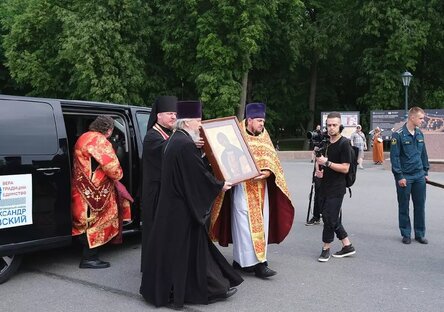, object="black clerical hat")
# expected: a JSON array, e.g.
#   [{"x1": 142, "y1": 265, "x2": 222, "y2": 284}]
[
  {"x1": 176, "y1": 101, "x2": 202, "y2": 119},
  {"x1": 245, "y1": 102, "x2": 266, "y2": 119},
  {"x1": 147, "y1": 96, "x2": 178, "y2": 129},
  {"x1": 157, "y1": 96, "x2": 177, "y2": 113}
]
